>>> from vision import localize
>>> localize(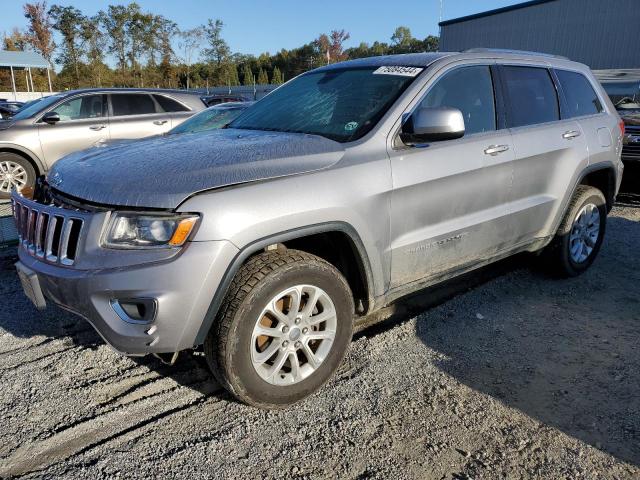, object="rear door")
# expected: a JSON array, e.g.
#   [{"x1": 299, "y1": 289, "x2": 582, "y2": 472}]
[
  {"x1": 38, "y1": 94, "x2": 108, "y2": 164},
  {"x1": 107, "y1": 93, "x2": 172, "y2": 140},
  {"x1": 152, "y1": 94, "x2": 194, "y2": 129},
  {"x1": 554, "y1": 69, "x2": 616, "y2": 167},
  {"x1": 499, "y1": 64, "x2": 589, "y2": 244}
]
